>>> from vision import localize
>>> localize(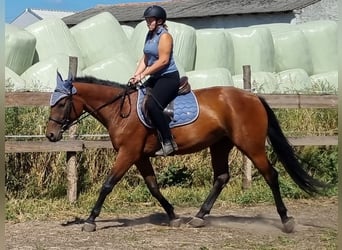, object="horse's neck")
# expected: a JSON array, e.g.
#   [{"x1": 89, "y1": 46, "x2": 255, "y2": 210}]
[{"x1": 74, "y1": 82, "x2": 122, "y2": 104}]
